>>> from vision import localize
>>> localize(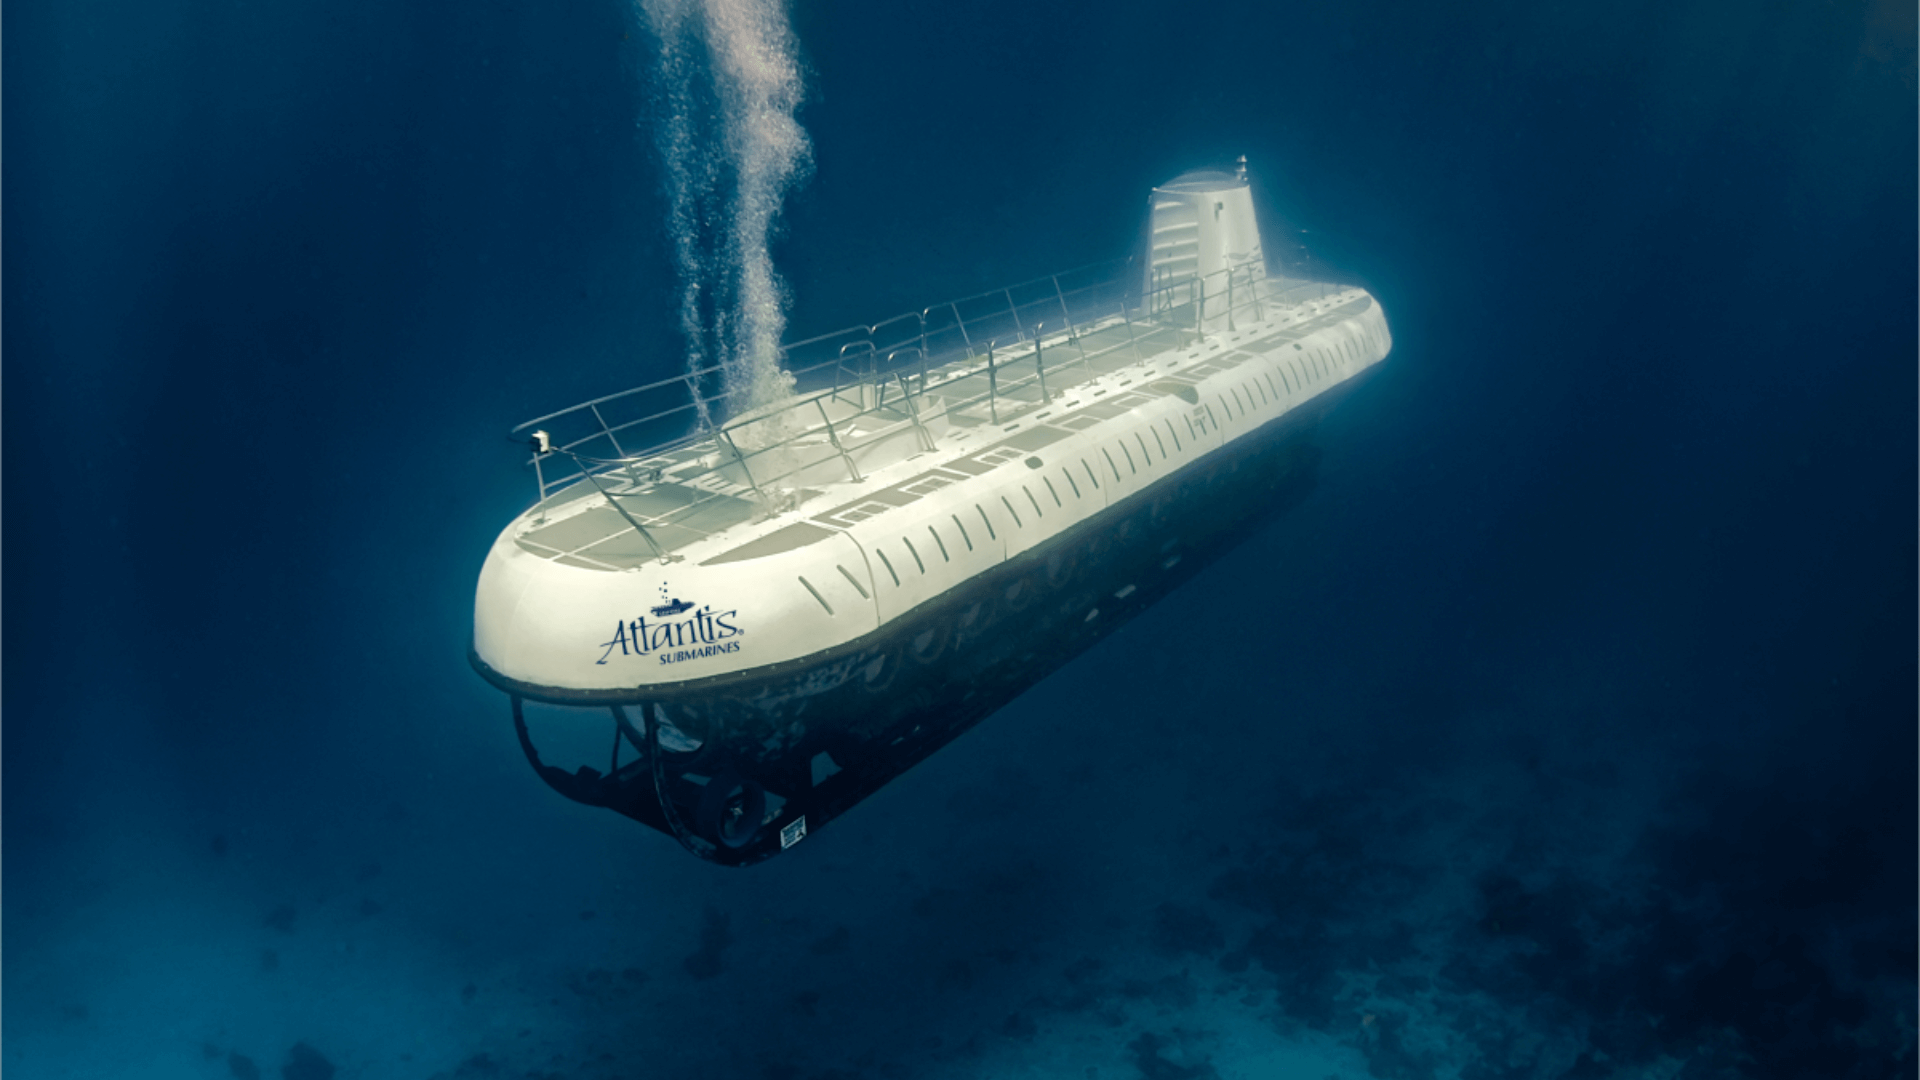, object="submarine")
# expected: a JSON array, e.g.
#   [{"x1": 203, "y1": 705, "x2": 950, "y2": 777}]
[{"x1": 470, "y1": 162, "x2": 1392, "y2": 865}]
